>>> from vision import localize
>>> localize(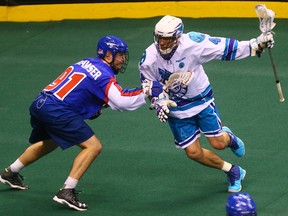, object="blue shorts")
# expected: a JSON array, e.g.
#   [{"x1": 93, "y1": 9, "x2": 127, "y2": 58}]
[
  {"x1": 168, "y1": 102, "x2": 222, "y2": 149},
  {"x1": 29, "y1": 93, "x2": 94, "y2": 150}
]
